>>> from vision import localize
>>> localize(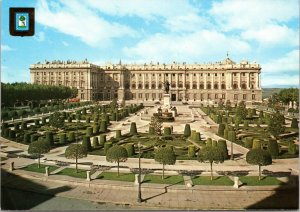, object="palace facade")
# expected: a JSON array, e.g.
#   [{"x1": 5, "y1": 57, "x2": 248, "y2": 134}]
[{"x1": 30, "y1": 57, "x2": 262, "y2": 103}]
